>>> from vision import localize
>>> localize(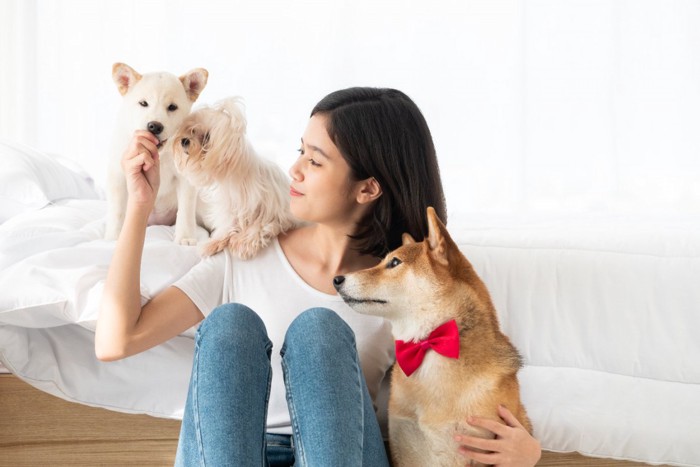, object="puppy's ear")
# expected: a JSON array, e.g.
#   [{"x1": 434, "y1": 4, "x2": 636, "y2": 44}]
[
  {"x1": 426, "y1": 206, "x2": 449, "y2": 266},
  {"x1": 218, "y1": 97, "x2": 242, "y2": 115},
  {"x1": 217, "y1": 97, "x2": 248, "y2": 133},
  {"x1": 180, "y1": 68, "x2": 209, "y2": 102},
  {"x1": 402, "y1": 233, "x2": 416, "y2": 245},
  {"x1": 112, "y1": 63, "x2": 142, "y2": 96}
]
